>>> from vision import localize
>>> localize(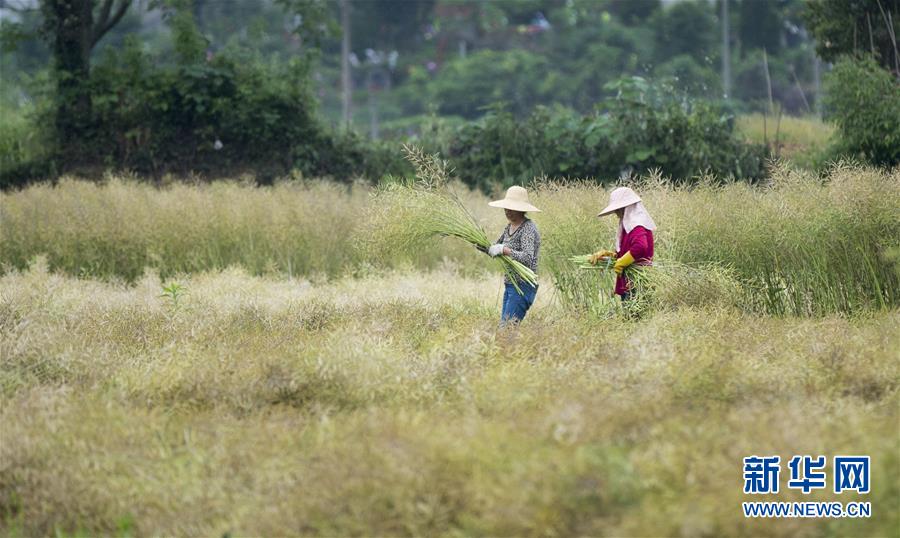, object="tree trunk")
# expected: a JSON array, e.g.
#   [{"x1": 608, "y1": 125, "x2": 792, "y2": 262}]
[
  {"x1": 45, "y1": 0, "x2": 95, "y2": 145},
  {"x1": 42, "y1": 0, "x2": 132, "y2": 156}
]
